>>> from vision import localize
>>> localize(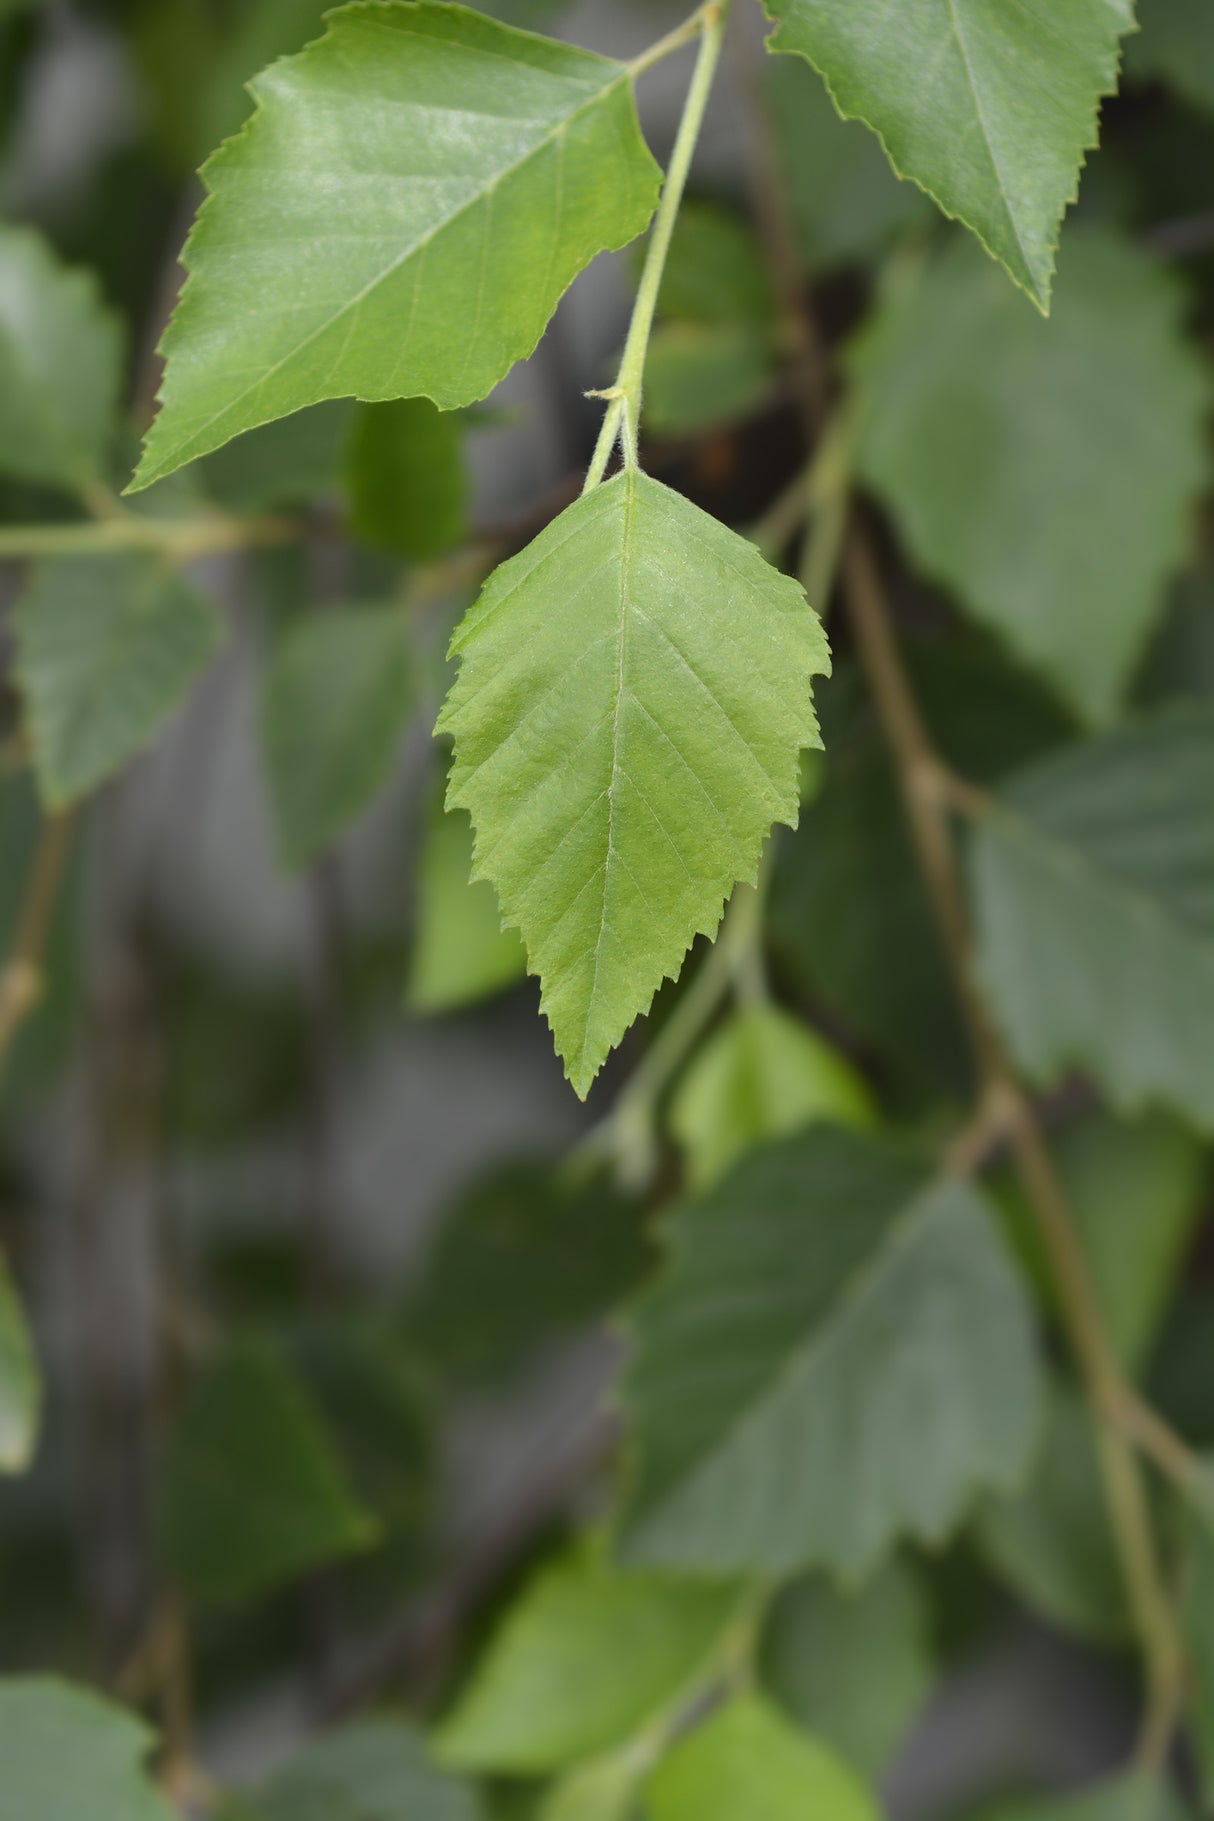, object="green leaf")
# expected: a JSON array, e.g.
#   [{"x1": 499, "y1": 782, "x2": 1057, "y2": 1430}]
[
  {"x1": 0, "y1": 225, "x2": 122, "y2": 491},
  {"x1": 538, "y1": 1758, "x2": 639, "y2": 1821},
  {"x1": 407, "y1": 1158, "x2": 651, "y2": 1385},
  {"x1": 407, "y1": 801, "x2": 527, "y2": 1013},
  {"x1": 435, "y1": 1549, "x2": 740, "y2": 1774},
  {"x1": 346, "y1": 398, "x2": 468, "y2": 560},
  {"x1": 201, "y1": 400, "x2": 353, "y2": 514},
  {"x1": 0, "y1": 1678, "x2": 176, "y2": 1821},
  {"x1": 765, "y1": 56, "x2": 930, "y2": 271},
  {"x1": 261, "y1": 602, "x2": 413, "y2": 868},
  {"x1": 973, "y1": 1775, "x2": 1190, "y2": 1821},
  {"x1": 645, "y1": 1695, "x2": 878, "y2": 1821},
  {"x1": 762, "y1": 0, "x2": 1133, "y2": 308},
  {"x1": 1181, "y1": 1517, "x2": 1214, "y2": 1803},
  {"x1": 439, "y1": 469, "x2": 829, "y2": 1096},
  {"x1": 653, "y1": 201, "x2": 776, "y2": 330},
  {"x1": 994, "y1": 1110, "x2": 1205, "y2": 1371},
  {"x1": 159, "y1": 1334, "x2": 377, "y2": 1603},
  {"x1": 16, "y1": 554, "x2": 222, "y2": 807},
  {"x1": 1126, "y1": 0, "x2": 1214, "y2": 117},
  {"x1": 969, "y1": 708, "x2": 1214, "y2": 1132},
  {"x1": 620, "y1": 1129, "x2": 1043, "y2": 1580},
  {"x1": 762, "y1": 1558, "x2": 934, "y2": 1779},
  {"x1": 853, "y1": 230, "x2": 1208, "y2": 724},
  {"x1": 643, "y1": 323, "x2": 775, "y2": 436},
  {"x1": 131, "y1": 3, "x2": 661, "y2": 489},
  {"x1": 669, "y1": 1003, "x2": 875, "y2": 1190},
  {"x1": 0, "y1": 1248, "x2": 40, "y2": 1474},
  {"x1": 976, "y1": 1385, "x2": 1129, "y2": 1644},
  {"x1": 225, "y1": 1717, "x2": 486, "y2": 1821}
]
